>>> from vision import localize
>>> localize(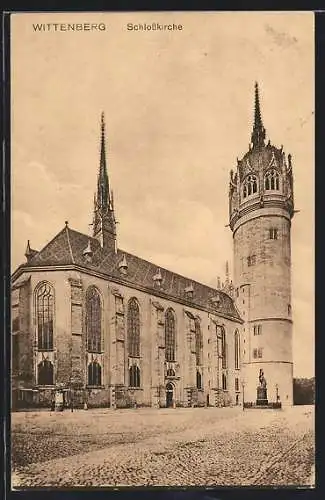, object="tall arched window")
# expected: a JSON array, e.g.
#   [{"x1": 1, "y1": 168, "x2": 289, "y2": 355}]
[
  {"x1": 264, "y1": 169, "x2": 280, "y2": 191},
  {"x1": 234, "y1": 330, "x2": 240, "y2": 370},
  {"x1": 243, "y1": 175, "x2": 258, "y2": 198},
  {"x1": 35, "y1": 282, "x2": 54, "y2": 351},
  {"x1": 196, "y1": 370, "x2": 202, "y2": 390},
  {"x1": 88, "y1": 360, "x2": 102, "y2": 386},
  {"x1": 127, "y1": 298, "x2": 140, "y2": 357},
  {"x1": 86, "y1": 286, "x2": 102, "y2": 353},
  {"x1": 129, "y1": 365, "x2": 140, "y2": 387},
  {"x1": 37, "y1": 359, "x2": 54, "y2": 385},
  {"x1": 195, "y1": 319, "x2": 203, "y2": 366},
  {"x1": 222, "y1": 373, "x2": 227, "y2": 390},
  {"x1": 221, "y1": 328, "x2": 227, "y2": 369},
  {"x1": 165, "y1": 308, "x2": 176, "y2": 362}
]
